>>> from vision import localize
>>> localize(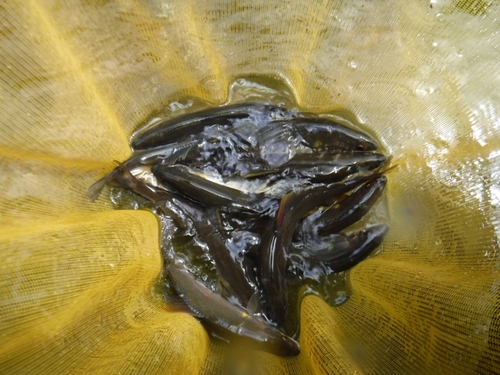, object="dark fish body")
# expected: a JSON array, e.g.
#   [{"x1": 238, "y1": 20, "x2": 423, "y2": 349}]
[
  {"x1": 178, "y1": 200, "x2": 255, "y2": 307},
  {"x1": 166, "y1": 257, "x2": 300, "y2": 356},
  {"x1": 246, "y1": 152, "x2": 386, "y2": 183},
  {"x1": 169, "y1": 197, "x2": 256, "y2": 307},
  {"x1": 307, "y1": 224, "x2": 389, "y2": 272},
  {"x1": 323, "y1": 170, "x2": 387, "y2": 196},
  {"x1": 153, "y1": 164, "x2": 271, "y2": 212},
  {"x1": 87, "y1": 141, "x2": 195, "y2": 202},
  {"x1": 273, "y1": 117, "x2": 378, "y2": 151},
  {"x1": 89, "y1": 101, "x2": 390, "y2": 355},
  {"x1": 131, "y1": 102, "x2": 291, "y2": 150},
  {"x1": 317, "y1": 176, "x2": 387, "y2": 234},
  {"x1": 257, "y1": 225, "x2": 288, "y2": 326},
  {"x1": 127, "y1": 140, "x2": 197, "y2": 167},
  {"x1": 279, "y1": 152, "x2": 386, "y2": 182},
  {"x1": 258, "y1": 184, "x2": 341, "y2": 325}
]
